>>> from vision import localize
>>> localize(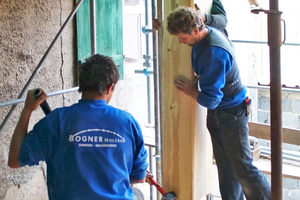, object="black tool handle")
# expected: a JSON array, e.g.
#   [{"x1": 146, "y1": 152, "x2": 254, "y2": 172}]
[{"x1": 33, "y1": 89, "x2": 52, "y2": 115}]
